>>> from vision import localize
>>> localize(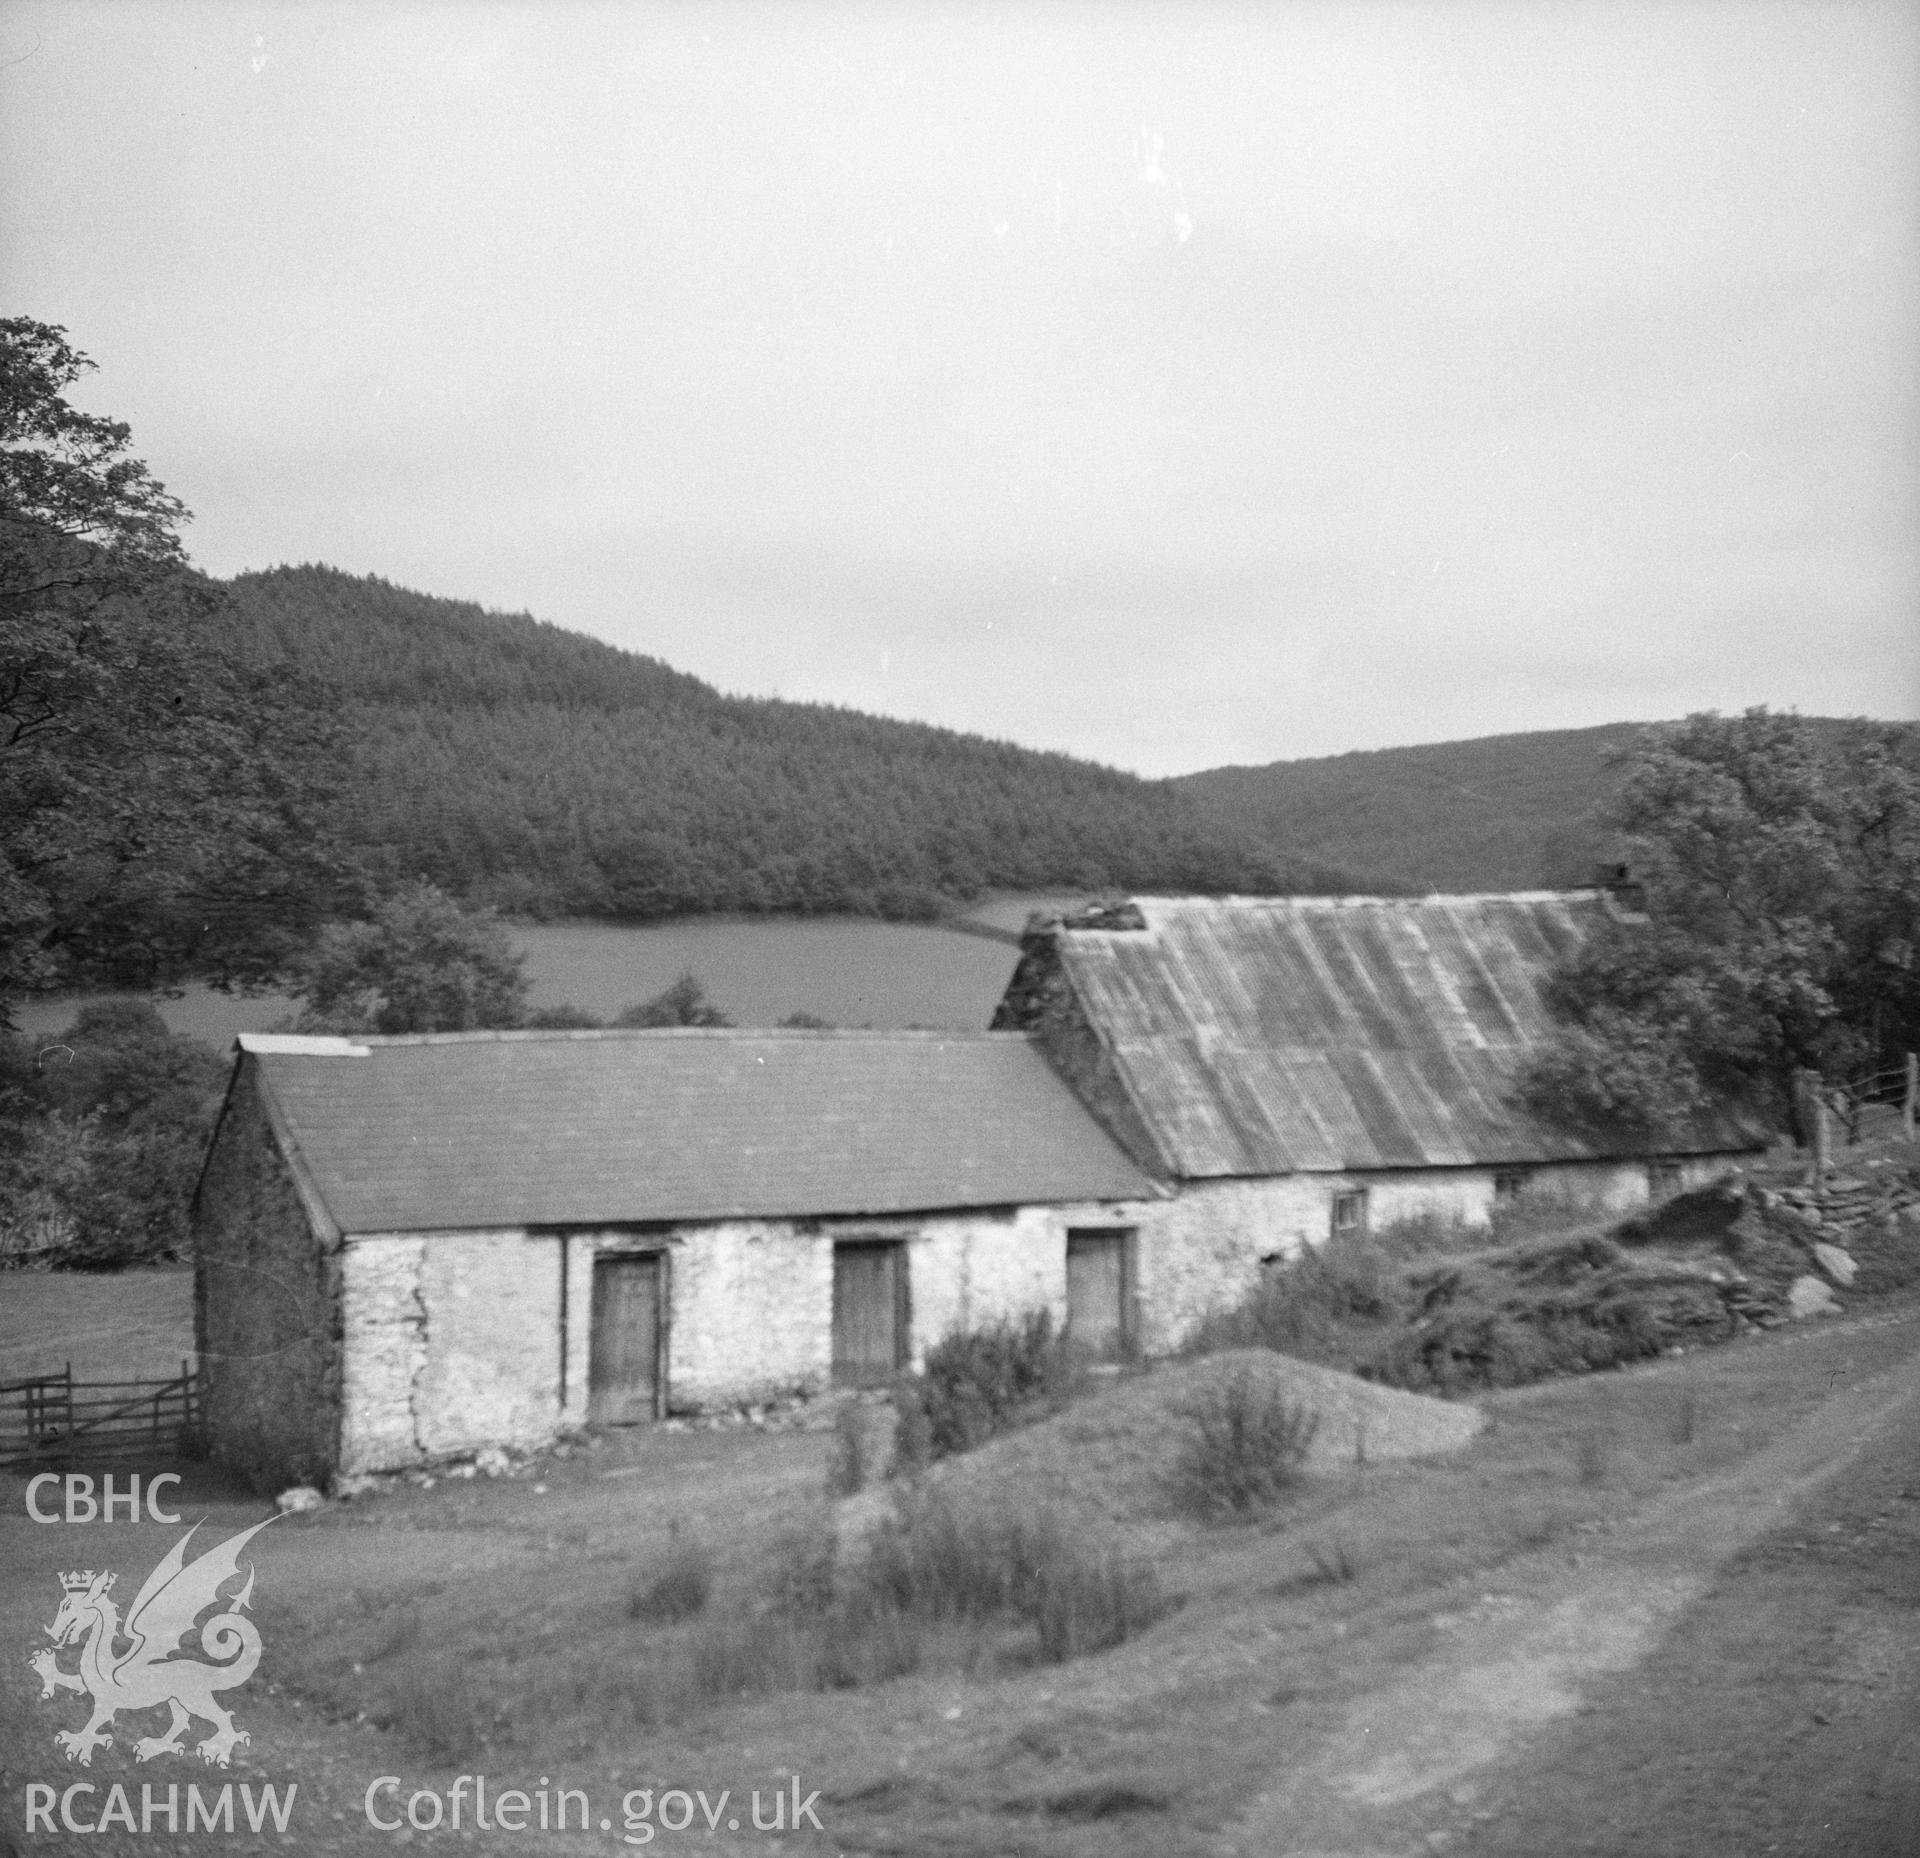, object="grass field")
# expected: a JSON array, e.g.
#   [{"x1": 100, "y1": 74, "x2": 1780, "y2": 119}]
[
  {"x1": 5, "y1": 895, "x2": 1069, "y2": 1047},
  {"x1": 0, "y1": 1262, "x2": 194, "y2": 1382}
]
